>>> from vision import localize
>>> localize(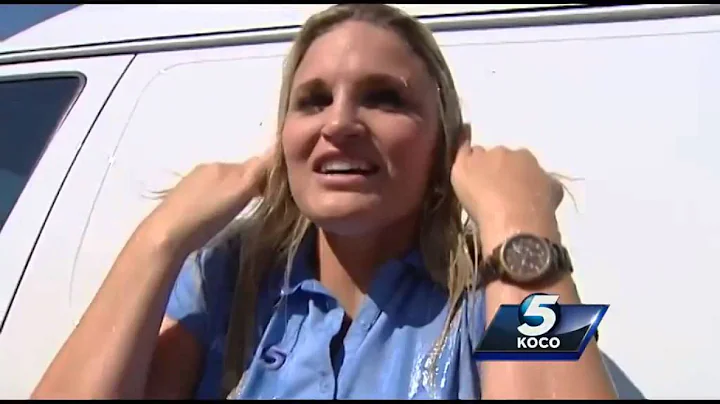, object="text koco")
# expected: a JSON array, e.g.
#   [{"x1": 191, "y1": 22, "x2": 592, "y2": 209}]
[{"x1": 516, "y1": 336, "x2": 561, "y2": 349}]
